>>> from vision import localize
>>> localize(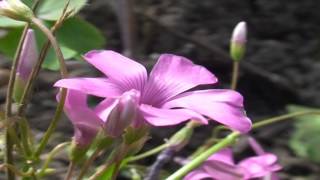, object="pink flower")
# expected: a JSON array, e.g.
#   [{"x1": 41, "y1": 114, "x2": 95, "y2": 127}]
[
  {"x1": 55, "y1": 50, "x2": 251, "y2": 132},
  {"x1": 184, "y1": 148, "x2": 281, "y2": 180}
]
